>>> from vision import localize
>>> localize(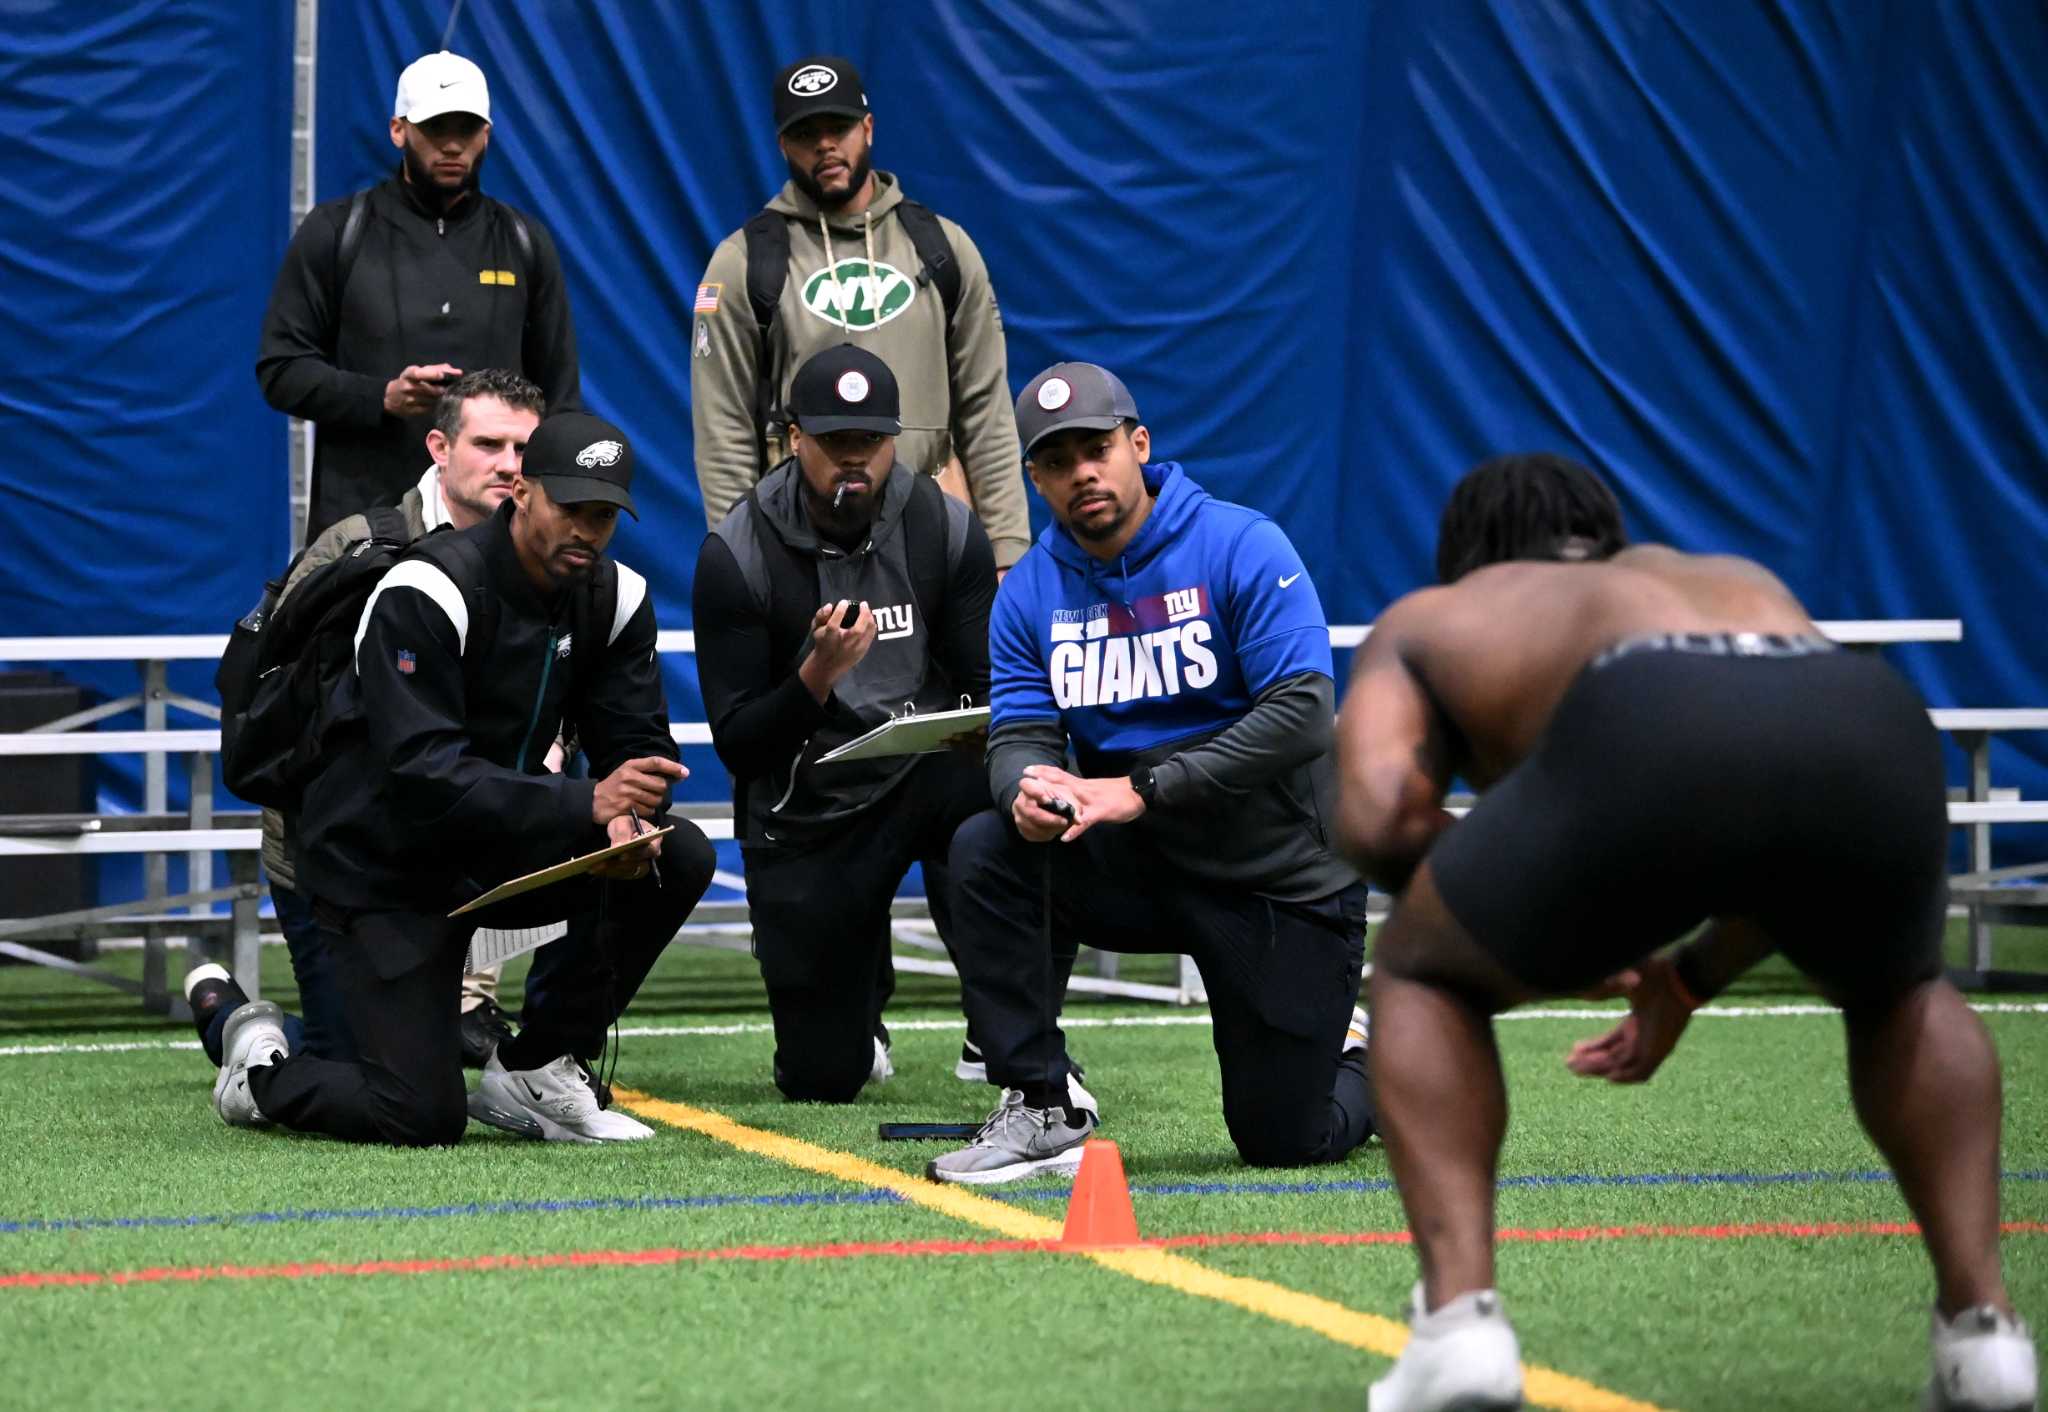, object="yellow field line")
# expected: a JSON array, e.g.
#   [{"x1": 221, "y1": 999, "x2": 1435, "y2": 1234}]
[{"x1": 615, "y1": 1087, "x2": 1671, "y2": 1412}]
